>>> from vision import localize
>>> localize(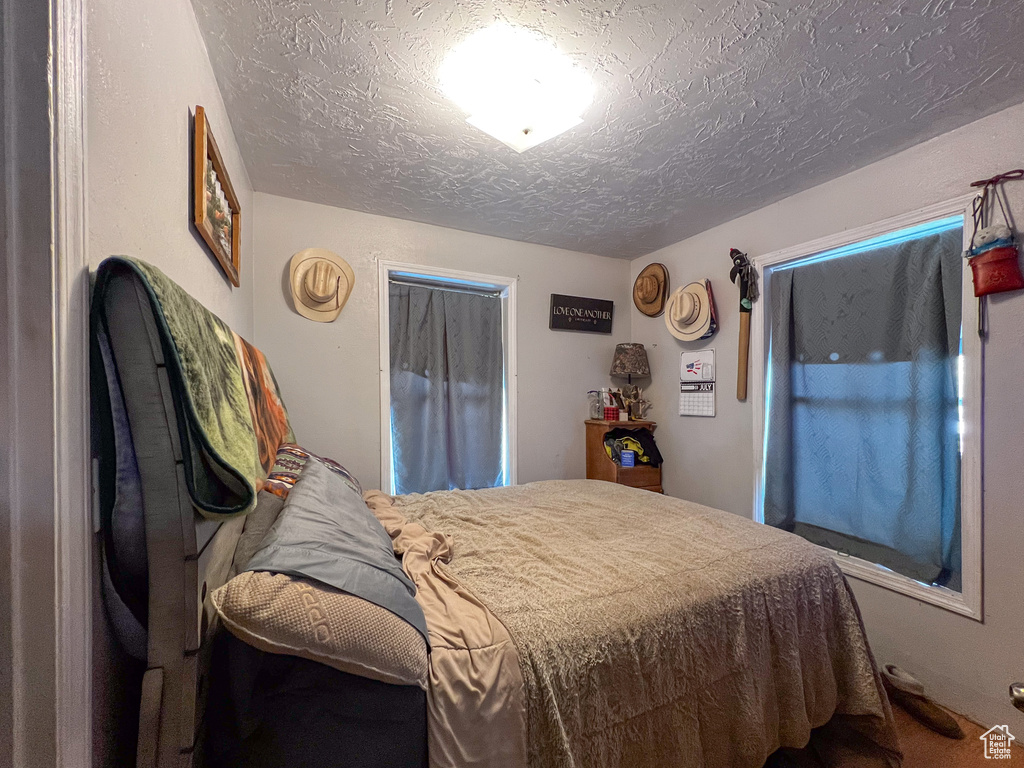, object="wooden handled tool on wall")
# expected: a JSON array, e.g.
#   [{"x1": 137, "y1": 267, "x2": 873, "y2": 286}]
[
  {"x1": 736, "y1": 313, "x2": 751, "y2": 399},
  {"x1": 729, "y1": 248, "x2": 758, "y2": 401}
]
